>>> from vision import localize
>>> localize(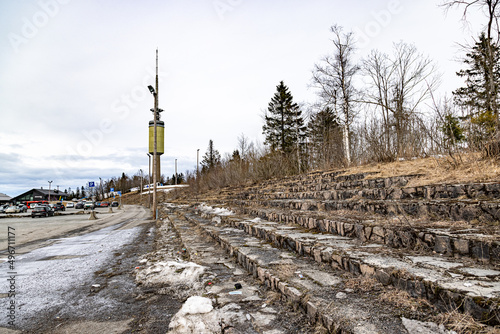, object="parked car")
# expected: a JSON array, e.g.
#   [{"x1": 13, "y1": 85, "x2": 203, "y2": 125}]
[
  {"x1": 5, "y1": 205, "x2": 21, "y2": 213},
  {"x1": 53, "y1": 203, "x2": 65, "y2": 211},
  {"x1": 111, "y1": 201, "x2": 119, "y2": 207},
  {"x1": 66, "y1": 202, "x2": 74, "y2": 208},
  {"x1": 31, "y1": 206, "x2": 54, "y2": 218},
  {"x1": 75, "y1": 202, "x2": 84, "y2": 209},
  {"x1": 100, "y1": 202, "x2": 109, "y2": 207},
  {"x1": 95, "y1": 202, "x2": 101, "y2": 207},
  {"x1": 0, "y1": 204, "x2": 10, "y2": 213},
  {"x1": 84, "y1": 202, "x2": 95, "y2": 210},
  {"x1": 17, "y1": 204, "x2": 27, "y2": 212}
]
